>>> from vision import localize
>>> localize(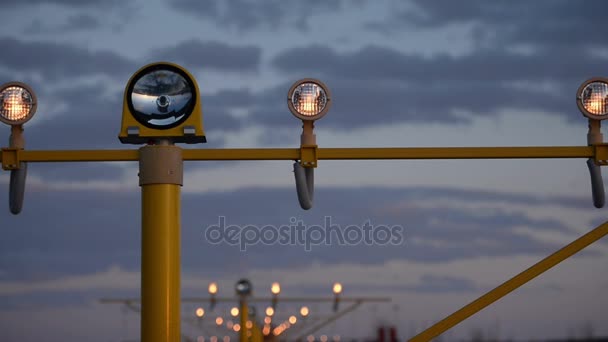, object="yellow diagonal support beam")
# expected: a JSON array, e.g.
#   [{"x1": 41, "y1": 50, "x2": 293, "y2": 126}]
[
  {"x1": 409, "y1": 220, "x2": 608, "y2": 342},
  {"x1": 0, "y1": 146, "x2": 596, "y2": 163}
]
